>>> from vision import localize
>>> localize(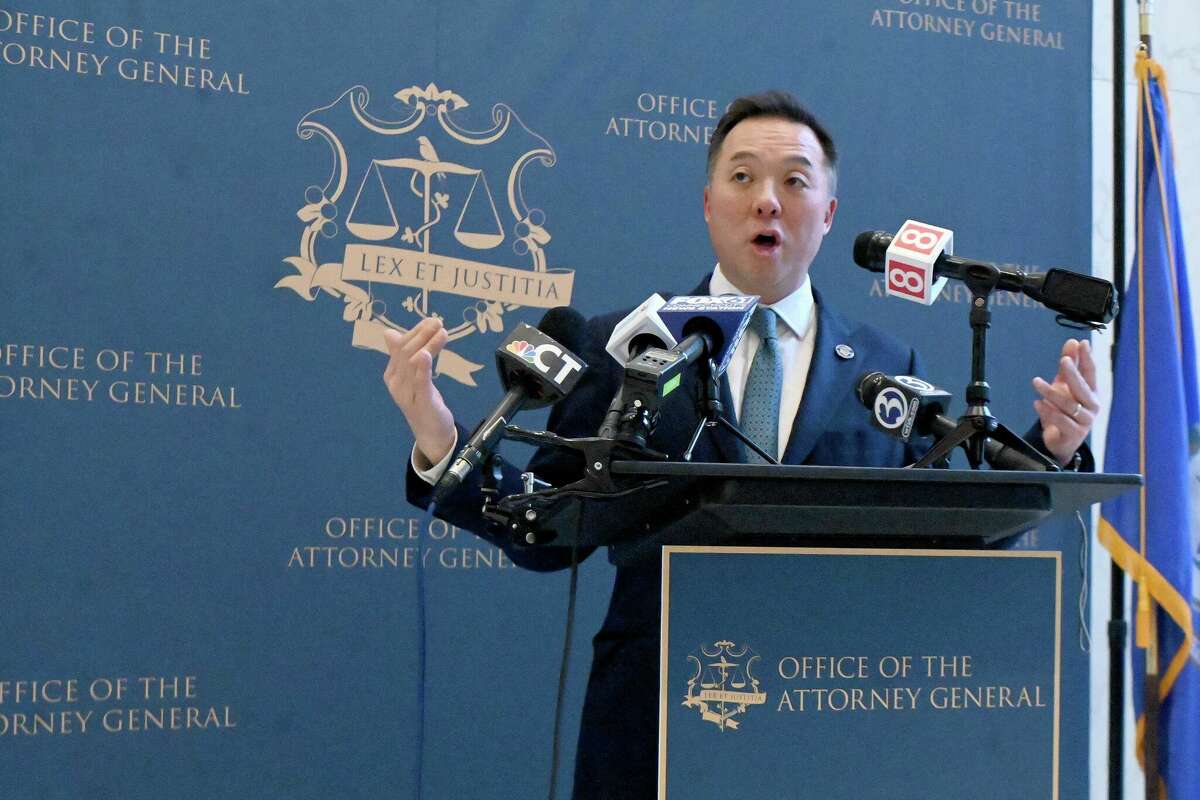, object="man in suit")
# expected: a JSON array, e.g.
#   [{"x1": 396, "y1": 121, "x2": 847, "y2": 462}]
[{"x1": 384, "y1": 91, "x2": 1100, "y2": 797}]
